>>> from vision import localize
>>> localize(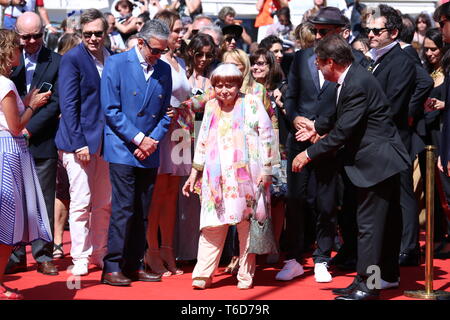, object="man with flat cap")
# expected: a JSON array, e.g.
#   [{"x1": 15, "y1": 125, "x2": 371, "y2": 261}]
[{"x1": 278, "y1": 6, "x2": 366, "y2": 283}]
